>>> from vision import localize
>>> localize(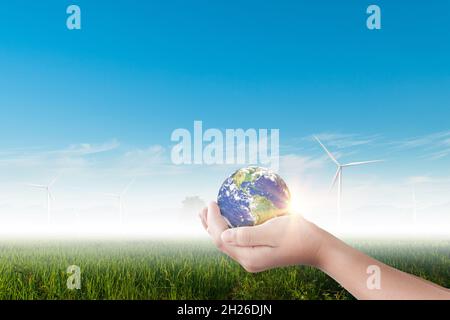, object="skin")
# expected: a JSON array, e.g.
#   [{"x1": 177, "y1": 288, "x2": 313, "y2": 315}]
[{"x1": 200, "y1": 202, "x2": 450, "y2": 300}]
